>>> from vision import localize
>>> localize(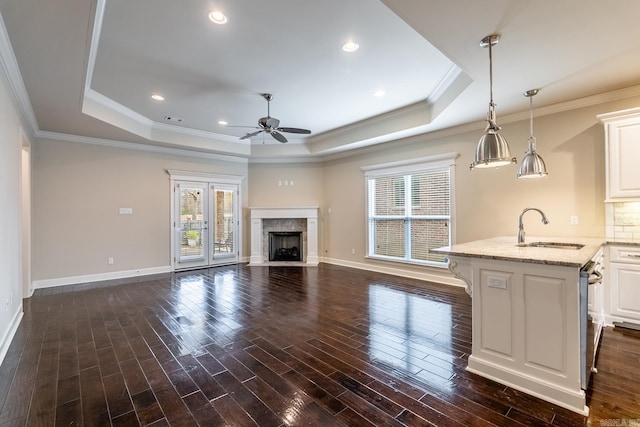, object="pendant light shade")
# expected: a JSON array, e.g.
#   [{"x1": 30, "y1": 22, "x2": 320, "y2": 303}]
[
  {"x1": 517, "y1": 89, "x2": 548, "y2": 179},
  {"x1": 471, "y1": 34, "x2": 516, "y2": 169}
]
